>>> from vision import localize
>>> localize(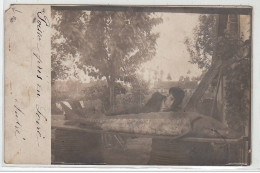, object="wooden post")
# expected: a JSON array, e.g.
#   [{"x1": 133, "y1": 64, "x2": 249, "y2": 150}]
[{"x1": 185, "y1": 59, "x2": 222, "y2": 111}]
